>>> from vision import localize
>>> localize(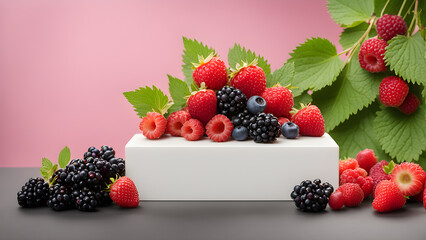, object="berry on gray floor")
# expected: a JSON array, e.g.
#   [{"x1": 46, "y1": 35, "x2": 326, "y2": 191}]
[
  {"x1": 247, "y1": 96, "x2": 267, "y2": 115},
  {"x1": 17, "y1": 177, "x2": 49, "y2": 208},
  {"x1": 232, "y1": 126, "x2": 249, "y2": 141},
  {"x1": 248, "y1": 112, "x2": 281, "y2": 143},
  {"x1": 291, "y1": 179, "x2": 334, "y2": 212},
  {"x1": 281, "y1": 122, "x2": 299, "y2": 139}
]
